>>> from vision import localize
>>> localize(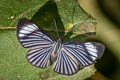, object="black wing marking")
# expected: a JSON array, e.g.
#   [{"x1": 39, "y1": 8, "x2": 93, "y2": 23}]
[
  {"x1": 26, "y1": 47, "x2": 53, "y2": 68},
  {"x1": 63, "y1": 42, "x2": 105, "y2": 67},
  {"x1": 17, "y1": 18, "x2": 55, "y2": 48}
]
